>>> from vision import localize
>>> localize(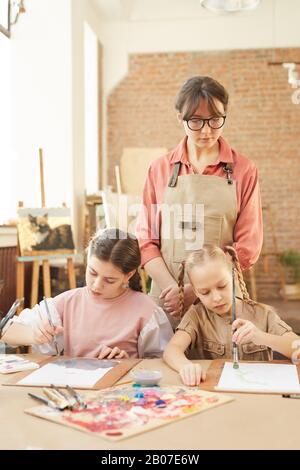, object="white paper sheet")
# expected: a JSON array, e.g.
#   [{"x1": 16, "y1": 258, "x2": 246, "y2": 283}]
[
  {"x1": 18, "y1": 359, "x2": 113, "y2": 388},
  {"x1": 215, "y1": 362, "x2": 300, "y2": 393}
]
